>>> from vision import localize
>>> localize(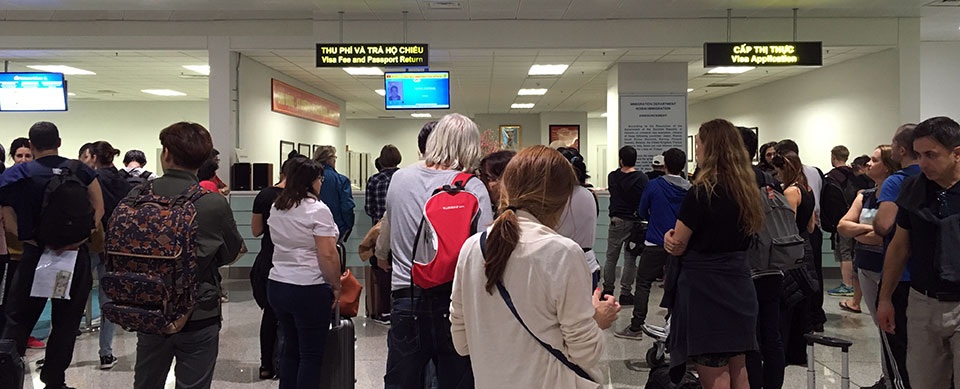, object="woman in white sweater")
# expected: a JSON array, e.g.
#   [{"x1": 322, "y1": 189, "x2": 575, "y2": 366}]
[{"x1": 451, "y1": 145, "x2": 620, "y2": 389}]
